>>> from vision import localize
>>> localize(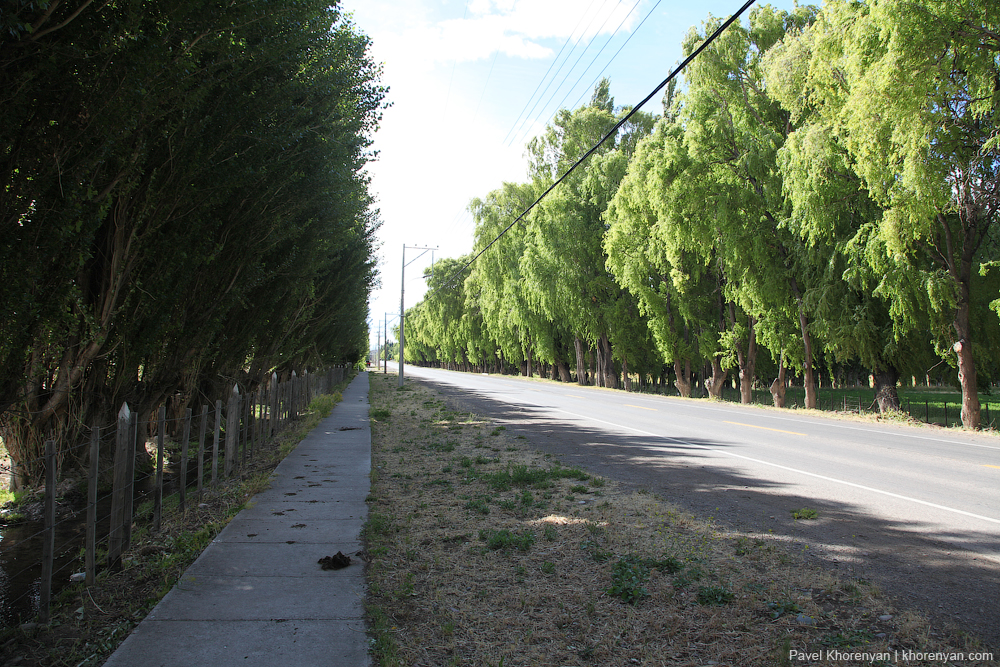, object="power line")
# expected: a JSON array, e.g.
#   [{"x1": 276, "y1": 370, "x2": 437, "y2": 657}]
[
  {"x1": 543, "y1": 0, "x2": 646, "y2": 136},
  {"x1": 511, "y1": 0, "x2": 628, "y2": 149},
  {"x1": 502, "y1": 0, "x2": 606, "y2": 146},
  {"x1": 472, "y1": 47, "x2": 501, "y2": 126},
  {"x1": 506, "y1": 0, "x2": 615, "y2": 147},
  {"x1": 442, "y1": 0, "x2": 758, "y2": 292},
  {"x1": 568, "y1": 0, "x2": 665, "y2": 112}
]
